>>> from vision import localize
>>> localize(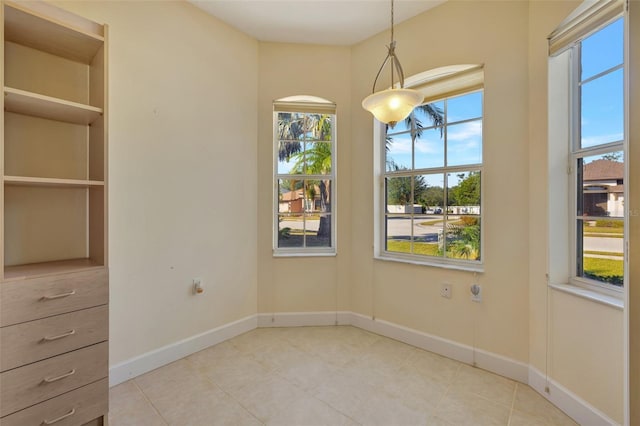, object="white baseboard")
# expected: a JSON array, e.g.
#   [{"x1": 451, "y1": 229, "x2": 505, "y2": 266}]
[
  {"x1": 109, "y1": 314, "x2": 257, "y2": 387},
  {"x1": 257, "y1": 311, "x2": 352, "y2": 328},
  {"x1": 349, "y1": 312, "x2": 529, "y2": 384},
  {"x1": 529, "y1": 366, "x2": 619, "y2": 426},
  {"x1": 108, "y1": 310, "x2": 614, "y2": 426}
]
